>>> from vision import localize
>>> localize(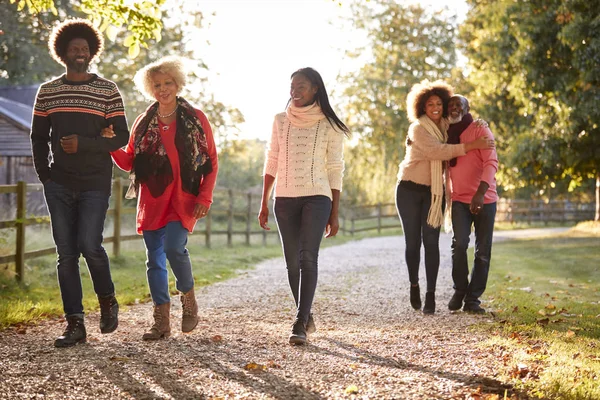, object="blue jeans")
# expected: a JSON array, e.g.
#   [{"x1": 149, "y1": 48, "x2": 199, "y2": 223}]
[
  {"x1": 143, "y1": 221, "x2": 194, "y2": 305},
  {"x1": 395, "y1": 182, "x2": 442, "y2": 293},
  {"x1": 274, "y1": 195, "x2": 332, "y2": 325},
  {"x1": 43, "y1": 180, "x2": 113, "y2": 317},
  {"x1": 451, "y1": 201, "x2": 497, "y2": 306}
]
